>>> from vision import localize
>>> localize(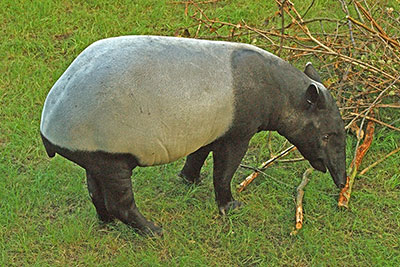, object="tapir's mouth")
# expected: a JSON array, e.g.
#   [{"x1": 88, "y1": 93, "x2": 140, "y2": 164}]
[
  {"x1": 310, "y1": 159, "x2": 326, "y2": 173},
  {"x1": 310, "y1": 159, "x2": 345, "y2": 188}
]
